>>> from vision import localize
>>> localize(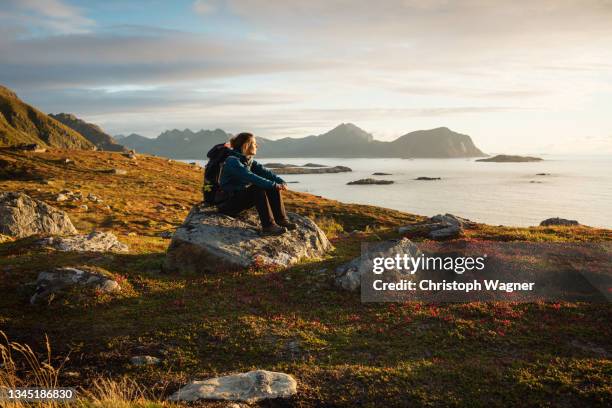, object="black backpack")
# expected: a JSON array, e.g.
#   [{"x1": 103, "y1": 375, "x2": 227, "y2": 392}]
[{"x1": 203, "y1": 143, "x2": 232, "y2": 204}]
